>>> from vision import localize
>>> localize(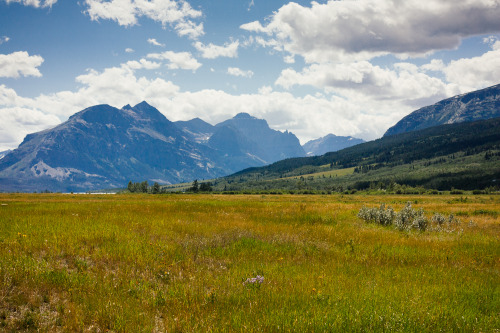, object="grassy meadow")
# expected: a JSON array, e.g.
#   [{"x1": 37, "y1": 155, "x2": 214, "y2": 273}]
[{"x1": 0, "y1": 193, "x2": 499, "y2": 332}]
